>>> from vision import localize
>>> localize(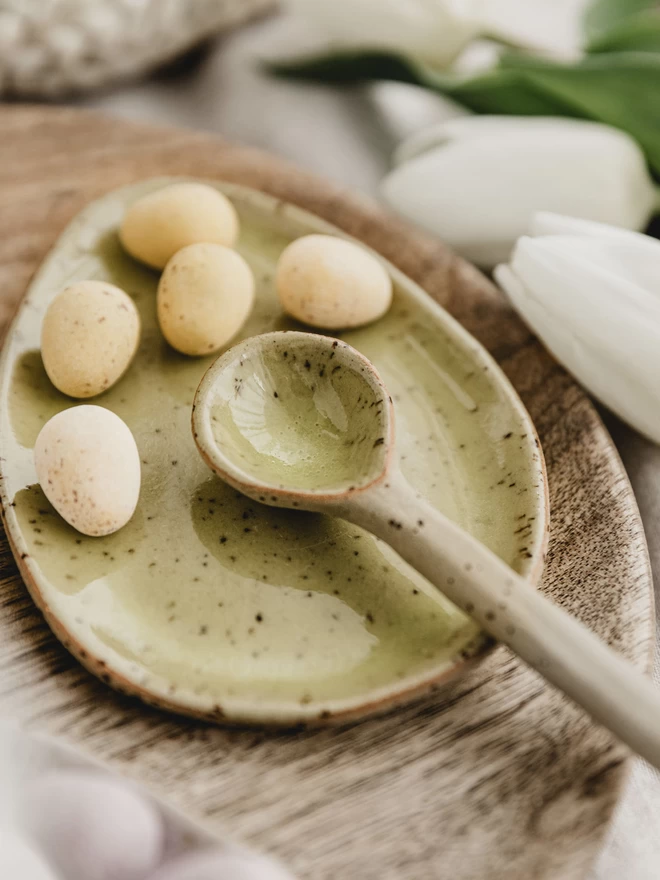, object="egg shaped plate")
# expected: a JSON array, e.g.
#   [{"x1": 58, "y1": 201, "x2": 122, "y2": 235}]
[{"x1": 0, "y1": 177, "x2": 548, "y2": 726}]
